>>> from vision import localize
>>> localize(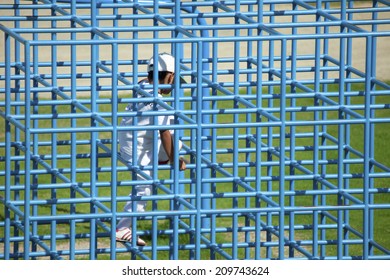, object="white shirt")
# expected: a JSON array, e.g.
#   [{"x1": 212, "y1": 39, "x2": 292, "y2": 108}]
[{"x1": 118, "y1": 92, "x2": 173, "y2": 166}]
